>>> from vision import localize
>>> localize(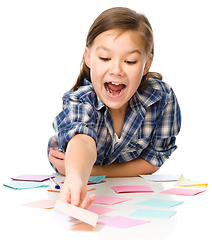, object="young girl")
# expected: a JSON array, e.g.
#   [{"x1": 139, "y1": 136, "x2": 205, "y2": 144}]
[{"x1": 48, "y1": 7, "x2": 181, "y2": 209}]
